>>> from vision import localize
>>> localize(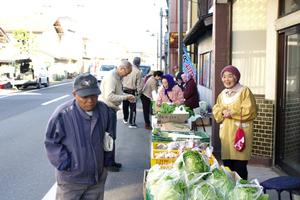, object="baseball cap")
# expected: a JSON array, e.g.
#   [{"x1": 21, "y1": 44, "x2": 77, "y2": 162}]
[{"x1": 73, "y1": 73, "x2": 100, "y2": 97}]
